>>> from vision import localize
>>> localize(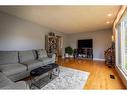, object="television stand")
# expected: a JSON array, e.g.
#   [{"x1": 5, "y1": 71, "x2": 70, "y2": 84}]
[{"x1": 74, "y1": 48, "x2": 93, "y2": 59}]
